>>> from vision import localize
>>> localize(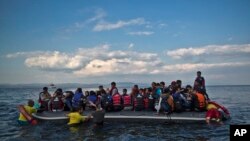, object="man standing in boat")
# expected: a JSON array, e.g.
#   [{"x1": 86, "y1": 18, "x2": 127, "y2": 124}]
[
  {"x1": 193, "y1": 71, "x2": 210, "y2": 100},
  {"x1": 193, "y1": 71, "x2": 206, "y2": 91},
  {"x1": 109, "y1": 82, "x2": 118, "y2": 96}
]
